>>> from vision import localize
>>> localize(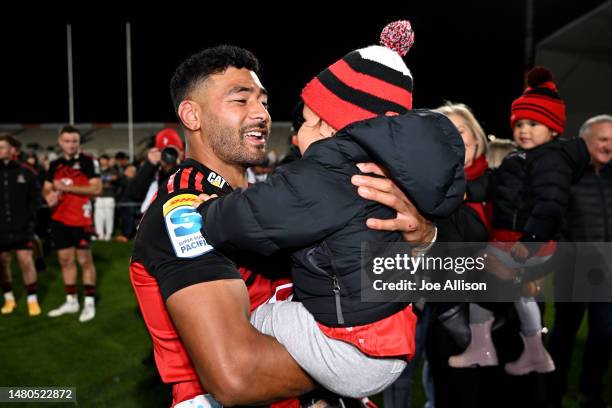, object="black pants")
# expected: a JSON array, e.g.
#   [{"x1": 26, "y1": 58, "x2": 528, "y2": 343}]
[
  {"x1": 119, "y1": 204, "x2": 139, "y2": 239},
  {"x1": 383, "y1": 306, "x2": 433, "y2": 408},
  {"x1": 426, "y1": 302, "x2": 549, "y2": 408},
  {"x1": 547, "y1": 301, "x2": 612, "y2": 403}
]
